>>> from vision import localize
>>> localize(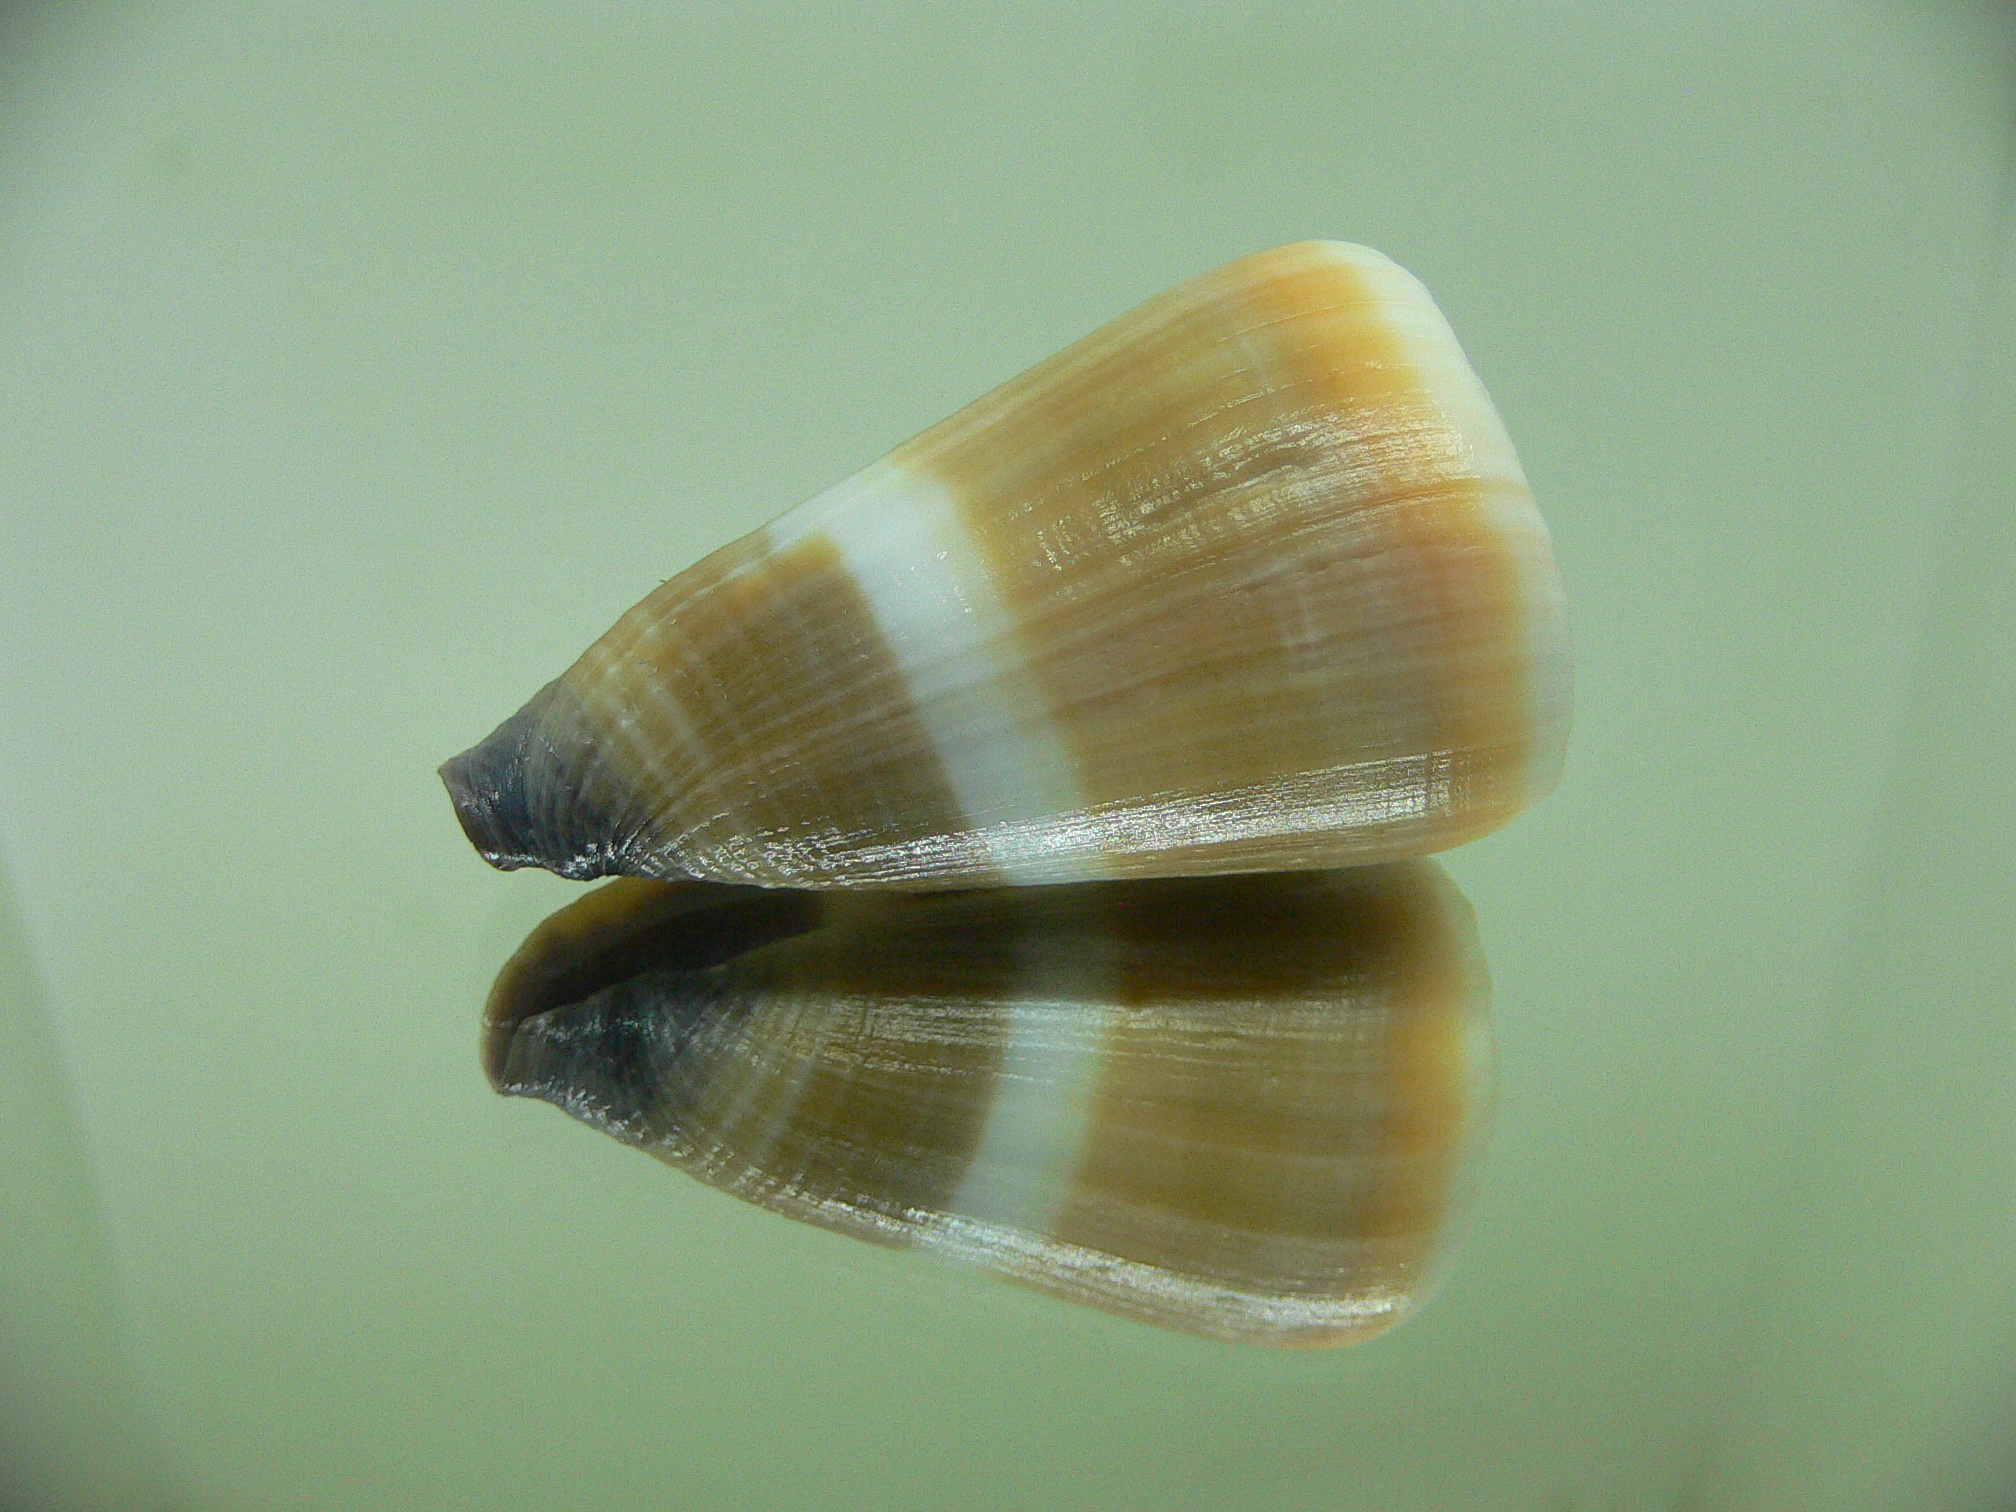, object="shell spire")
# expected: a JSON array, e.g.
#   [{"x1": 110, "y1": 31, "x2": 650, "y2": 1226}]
[{"x1": 443, "y1": 241, "x2": 1571, "y2": 889}]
